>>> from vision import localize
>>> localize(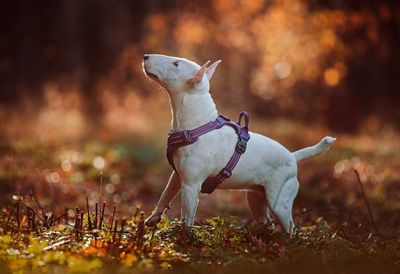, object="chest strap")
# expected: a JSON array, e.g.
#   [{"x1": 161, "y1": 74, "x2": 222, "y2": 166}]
[{"x1": 166, "y1": 112, "x2": 250, "y2": 194}]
